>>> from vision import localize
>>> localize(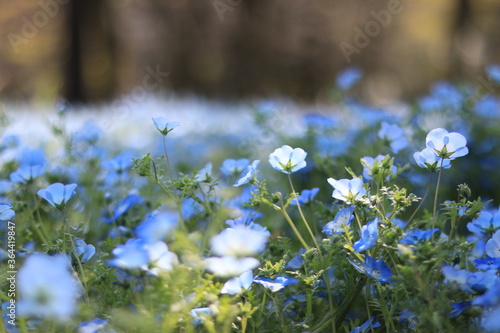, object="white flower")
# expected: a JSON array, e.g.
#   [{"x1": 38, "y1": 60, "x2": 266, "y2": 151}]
[
  {"x1": 269, "y1": 145, "x2": 307, "y2": 174},
  {"x1": 204, "y1": 256, "x2": 260, "y2": 277},
  {"x1": 327, "y1": 178, "x2": 366, "y2": 204},
  {"x1": 425, "y1": 128, "x2": 468, "y2": 159},
  {"x1": 210, "y1": 225, "x2": 269, "y2": 257}
]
